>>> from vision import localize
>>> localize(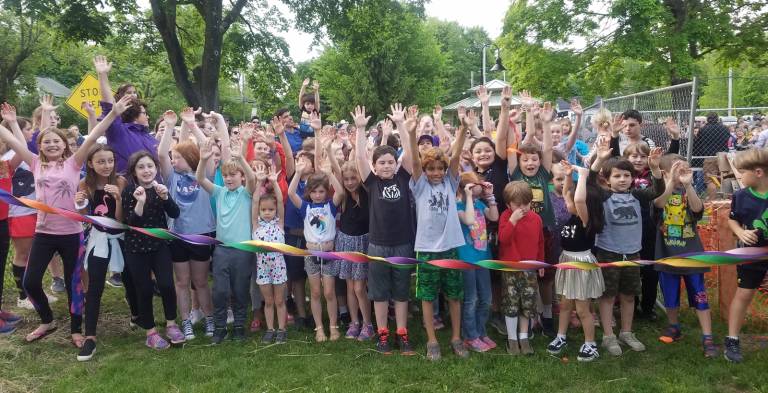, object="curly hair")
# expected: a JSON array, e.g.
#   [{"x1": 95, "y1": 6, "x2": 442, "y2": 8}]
[{"x1": 420, "y1": 146, "x2": 448, "y2": 171}]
